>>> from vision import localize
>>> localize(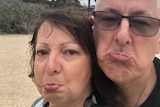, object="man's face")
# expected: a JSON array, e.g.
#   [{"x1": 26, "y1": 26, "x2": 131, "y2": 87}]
[{"x1": 91, "y1": 0, "x2": 160, "y2": 84}]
